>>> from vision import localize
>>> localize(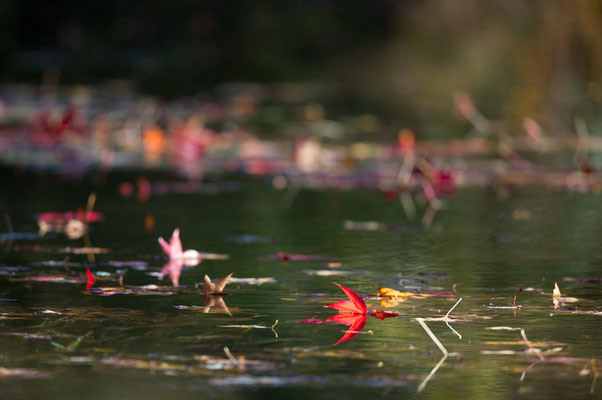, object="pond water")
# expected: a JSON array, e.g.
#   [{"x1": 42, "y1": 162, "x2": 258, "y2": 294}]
[{"x1": 1, "y1": 170, "x2": 601, "y2": 400}]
